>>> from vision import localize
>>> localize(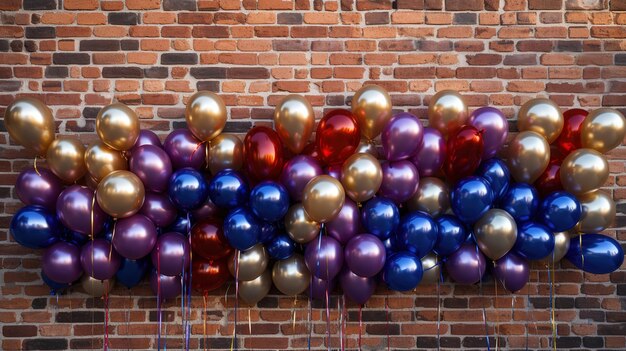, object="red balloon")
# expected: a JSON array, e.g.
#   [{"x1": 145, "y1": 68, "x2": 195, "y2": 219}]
[
  {"x1": 315, "y1": 109, "x2": 360, "y2": 165},
  {"x1": 554, "y1": 108, "x2": 588, "y2": 156},
  {"x1": 302, "y1": 142, "x2": 323, "y2": 163},
  {"x1": 444, "y1": 125, "x2": 483, "y2": 183},
  {"x1": 192, "y1": 257, "x2": 230, "y2": 293},
  {"x1": 534, "y1": 157, "x2": 563, "y2": 197},
  {"x1": 244, "y1": 126, "x2": 284, "y2": 181},
  {"x1": 190, "y1": 218, "x2": 233, "y2": 261}
]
